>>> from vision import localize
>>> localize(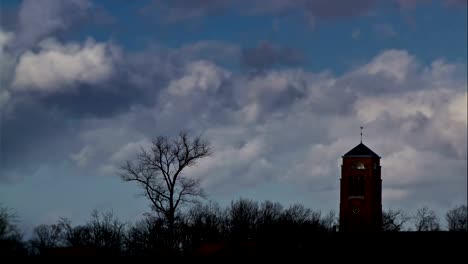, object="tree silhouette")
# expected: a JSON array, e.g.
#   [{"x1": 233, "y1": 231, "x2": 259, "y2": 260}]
[
  {"x1": 126, "y1": 215, "x2": 172, "y2": 256},
  {"x1": 228, "y1": 198, "x2": 259, "y2": 241},
  {"x1": 182, "y1": 201, "x2": 225, "y2": 253},
  {"x1": 446, "y1": 205, "x2": 467, "y2": 232},
  {"x1": 120, "y1": 132, "x2": 212, "y2": 248},
  {"x1": 0, "y1": 206, "x2": 26, "y2": 255},
  {"x1": 30, "y1": 223, "x2": 65, "y2": 254},
  {"x1": 0, "y1": 206, "x2": 21, "y2": 241},
  {"x1": 257, "y1": 200, "x2": 283, "y2": 238},
  {"x1": 413, "y1": 207, "x2": 440, "y2": 231},
  {"x1": 382, "y1": 209, "x2": 411, "y2": 232}
]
